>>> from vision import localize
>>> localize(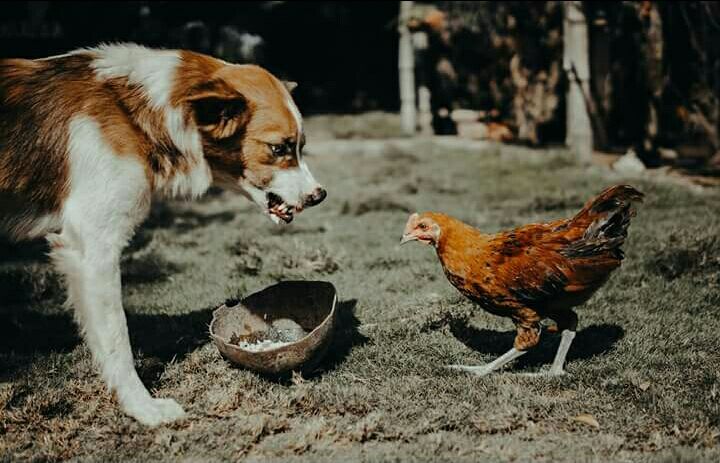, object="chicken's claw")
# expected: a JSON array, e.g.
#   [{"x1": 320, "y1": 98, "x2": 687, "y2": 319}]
[
  {"x1": 445, "y1": 347, "x2": 527, "y2": 377},
  {"x1": 445, "y1": 364, "x2": 496, "y2": 377},
  {"x1": 517, "y1": 368, "x2": 569, "y2": 378}
]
